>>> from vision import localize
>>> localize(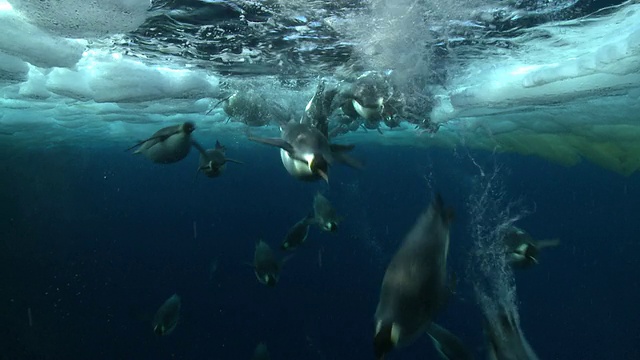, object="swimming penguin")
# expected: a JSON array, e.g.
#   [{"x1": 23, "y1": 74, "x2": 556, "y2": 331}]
[
  {"x1": 337, "y1": 71, "x2": 395, "y2": 122},
  {"x1": 373, "y1": 193, "x2": 455, "y2": 360},
  {"x1": 482, "y1": 298, "x2": 540, "y2": 360},
  {"x1": 209, "y1": 91, "x2": 272, "y2": 127},
  {"x1": 281, "y1": 214, "x2": 314, "y2": 251},
  {"x1": 152, "y1": 293, "x2": 181, "y2": 336},
  {"x1": 502, "y1": 226, "x2": 560, "y2": 269},
  {"x1": 248, "y1": 120, "x2": 363, "y2": 182},
  {"x1": 252, "y1": 240, "x2": 282, "y2": 287},
  {"x1": 196, "y1": 140, "x2": 244, "y2": 178},
  {"x1": 126, "y1": 122, "x2": 197, "y2": 164},
  {"x1": 252, "y1": 342, "x2": 271, "y2": 360},
  {"x1": 301, "y1": 79, "x2": 338, "y2": 136},
  {"x1": 426, "y1": 323, "x2": 473, "y2": 360},
  {"x1": 312, "y1": 192, "x2": 341, "y2": 232}
]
